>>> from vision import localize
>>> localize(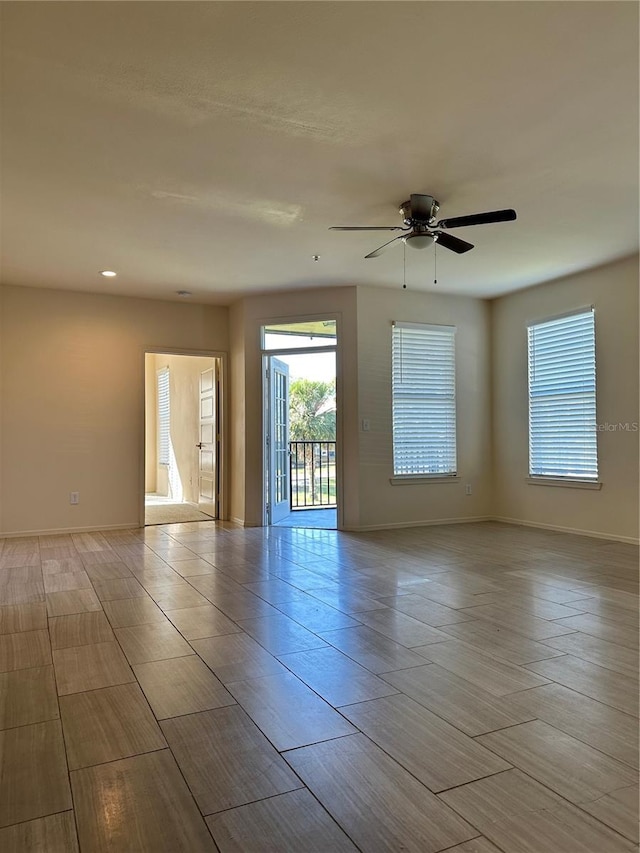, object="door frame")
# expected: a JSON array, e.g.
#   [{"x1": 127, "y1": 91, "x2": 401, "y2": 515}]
[
  {"x1": 140, "y1": 347, "x2": 228, "y2": 527},
  {"x1": 260, "y1": 316, "x2": 341, "y2": 529}
]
